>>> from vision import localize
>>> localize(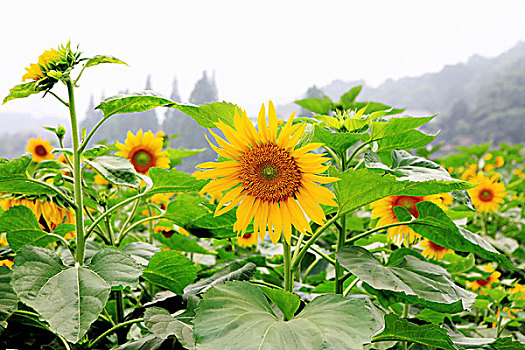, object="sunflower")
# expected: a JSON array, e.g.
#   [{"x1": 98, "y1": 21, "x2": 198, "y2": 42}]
[
  {"x1": 510, "y1": 283, "x2": 525, "y2": 299},
  {"x1": 236, "y1": 232, "x2": 258, "y2": 247},
  {"x1": 116, "y1": 130, "x2": 170, "y2": 174},
  {"x1": 420, "y1": 239, "x2": 454, "y2": 260},
  {"x1": 22, "y1": 49, "x2": 60, "y2": 81},
  {"x1": 26, "y1": 137, "x2": 54, "y2": 162},
  {"x1": 0, "y1": 197, "x2": 75, "y2": 238},
  {"x1": 466, "y1": 263, "x2": 501, "y2": 291},
  {"x1": 468, "y1": 173, "x2": 506, "y2": 213},
  {"x1": 154, "y1": 222, "x2": 189, "y2": 238},
  {"x1": 461, "y1": 164, "x2": 478, "y2": 181},
  {"x1": 195, "y1": 102, "x2": 339, "y2": 244},
  {"x1": 370, "y1": 194, "x2": 449, "y2": 246},
  {"x1": 0, "y1": 259, "x2": 14, "y2": 269}
]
